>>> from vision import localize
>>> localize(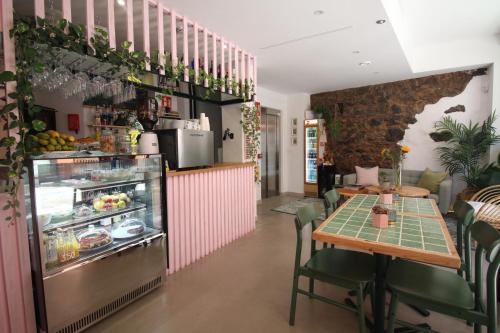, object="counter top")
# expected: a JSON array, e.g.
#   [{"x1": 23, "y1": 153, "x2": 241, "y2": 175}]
[{"x1": 167, "y1": 162, "x2": 255, "y2": 177}]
